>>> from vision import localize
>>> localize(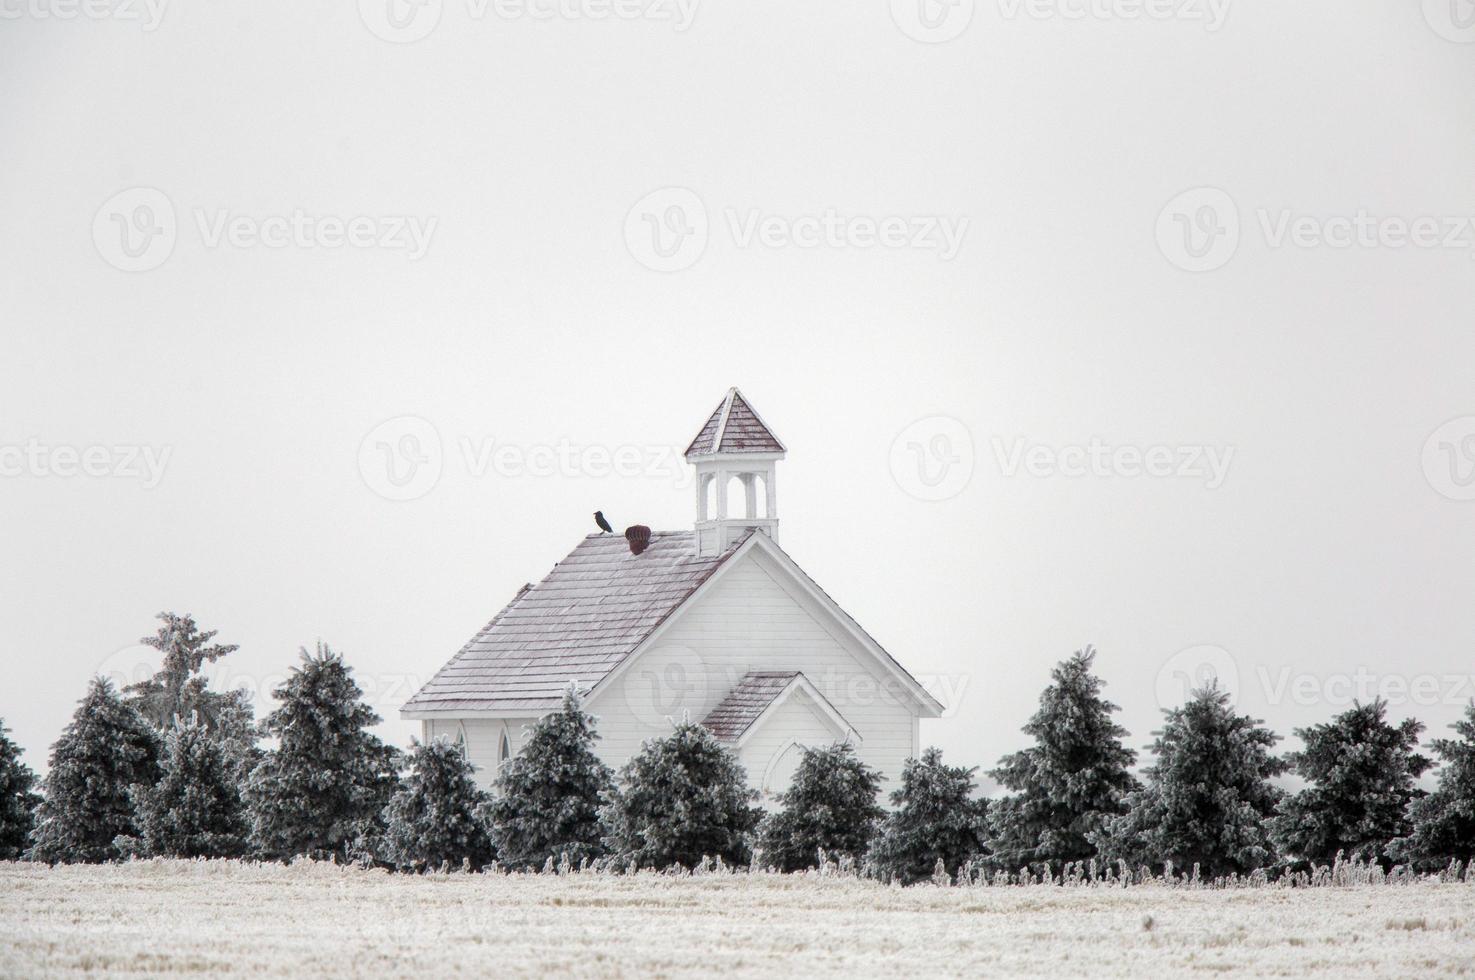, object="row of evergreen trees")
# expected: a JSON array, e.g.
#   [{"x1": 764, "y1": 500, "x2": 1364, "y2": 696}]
[{"x1": 2, "y1": 619, "x2": 1473, "y2": 884}]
